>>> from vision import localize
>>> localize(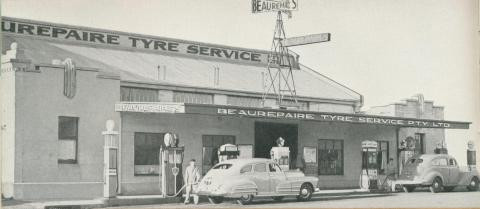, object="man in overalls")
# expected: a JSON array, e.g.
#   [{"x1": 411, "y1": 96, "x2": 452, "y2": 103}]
[{"x1": 184, "y1": 159, "x2": 201, "y2": 204}]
